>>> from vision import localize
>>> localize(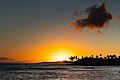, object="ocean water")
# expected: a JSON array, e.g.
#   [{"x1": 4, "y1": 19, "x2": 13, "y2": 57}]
[{"x1": 0, "y1": 63, "x2": 120, "y2": 80}]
